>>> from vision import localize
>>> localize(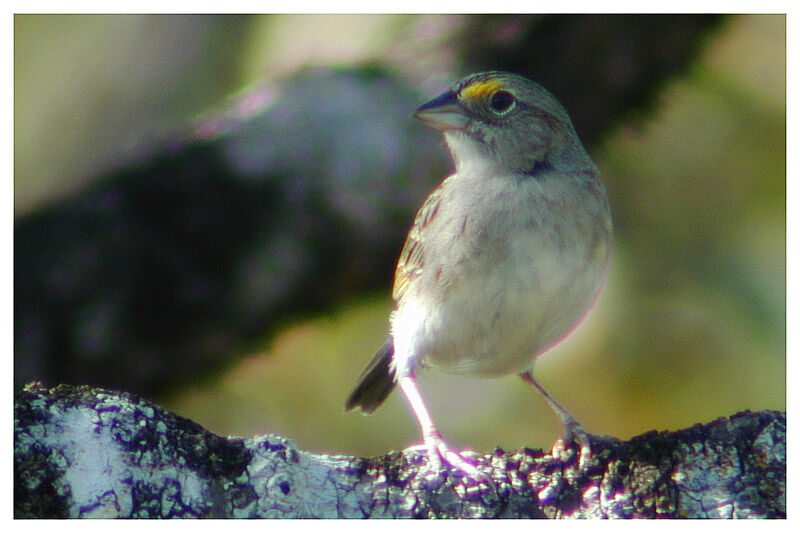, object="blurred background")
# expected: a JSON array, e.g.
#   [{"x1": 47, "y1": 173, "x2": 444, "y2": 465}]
[{"x1": 14, "y1": 14, "x2": 784, "y2": 458}]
